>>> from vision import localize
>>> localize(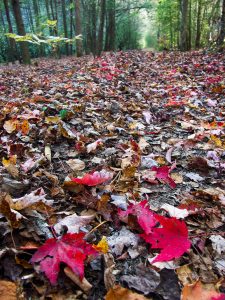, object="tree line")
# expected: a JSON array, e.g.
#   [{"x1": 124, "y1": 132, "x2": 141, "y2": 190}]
[
  {"x1": 157, "y1": 0, "x2": 225, "y2": 51},
  {"x1": 0, "y1": 0, "x2": 225, "y2": 64},
  {"x1": 0, "y1": 0, "x2": 151, "y2": 64}
]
